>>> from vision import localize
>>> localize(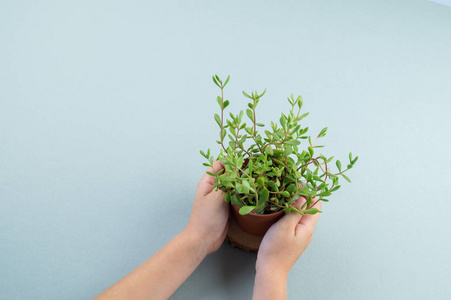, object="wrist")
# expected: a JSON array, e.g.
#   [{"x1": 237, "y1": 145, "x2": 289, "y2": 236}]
[
  {"x1": 253, "y1": 267, "x2": 288, "y2": 300},
  {"x1": 180, "y1": 226, "x2": 210, "y2": 259},
  {"x1": 256, "y1": 262, "x2": 290, "y2": 281}
]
